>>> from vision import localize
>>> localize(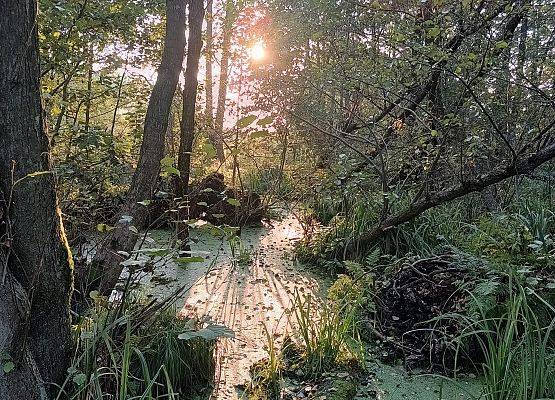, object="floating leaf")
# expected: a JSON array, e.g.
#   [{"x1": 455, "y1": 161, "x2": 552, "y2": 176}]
[
  {"x1": 178, "y1": 324, "x2": 235, "y2": 341},
  {"x1": 174, "y1": 256, "x2": 205, "y2": 264},
  {"x1": 135, "y1": 248, "x2": 171, "y2": 257}
]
